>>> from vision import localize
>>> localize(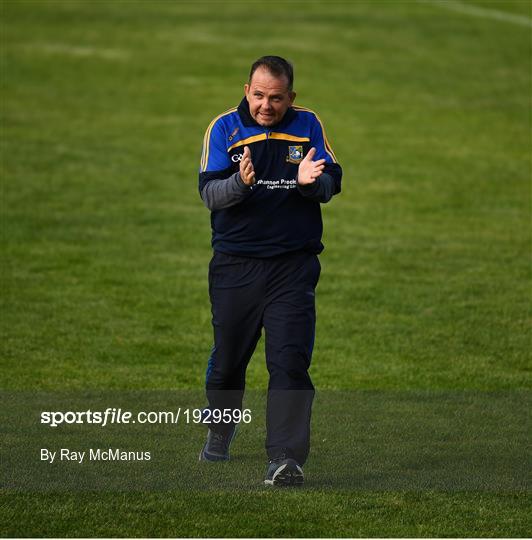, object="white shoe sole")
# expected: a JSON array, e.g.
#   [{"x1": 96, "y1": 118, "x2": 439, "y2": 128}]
[{"x1": 264, "y1": 462, "x2": 304, "y2": 486}]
